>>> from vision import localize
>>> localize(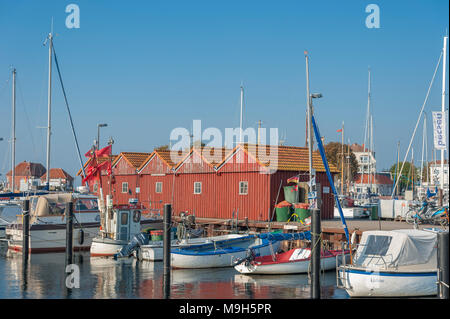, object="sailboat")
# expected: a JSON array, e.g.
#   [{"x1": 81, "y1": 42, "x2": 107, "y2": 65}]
[{"x1": 5, "y1": 29, "x2": 103, "y2": 253}]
